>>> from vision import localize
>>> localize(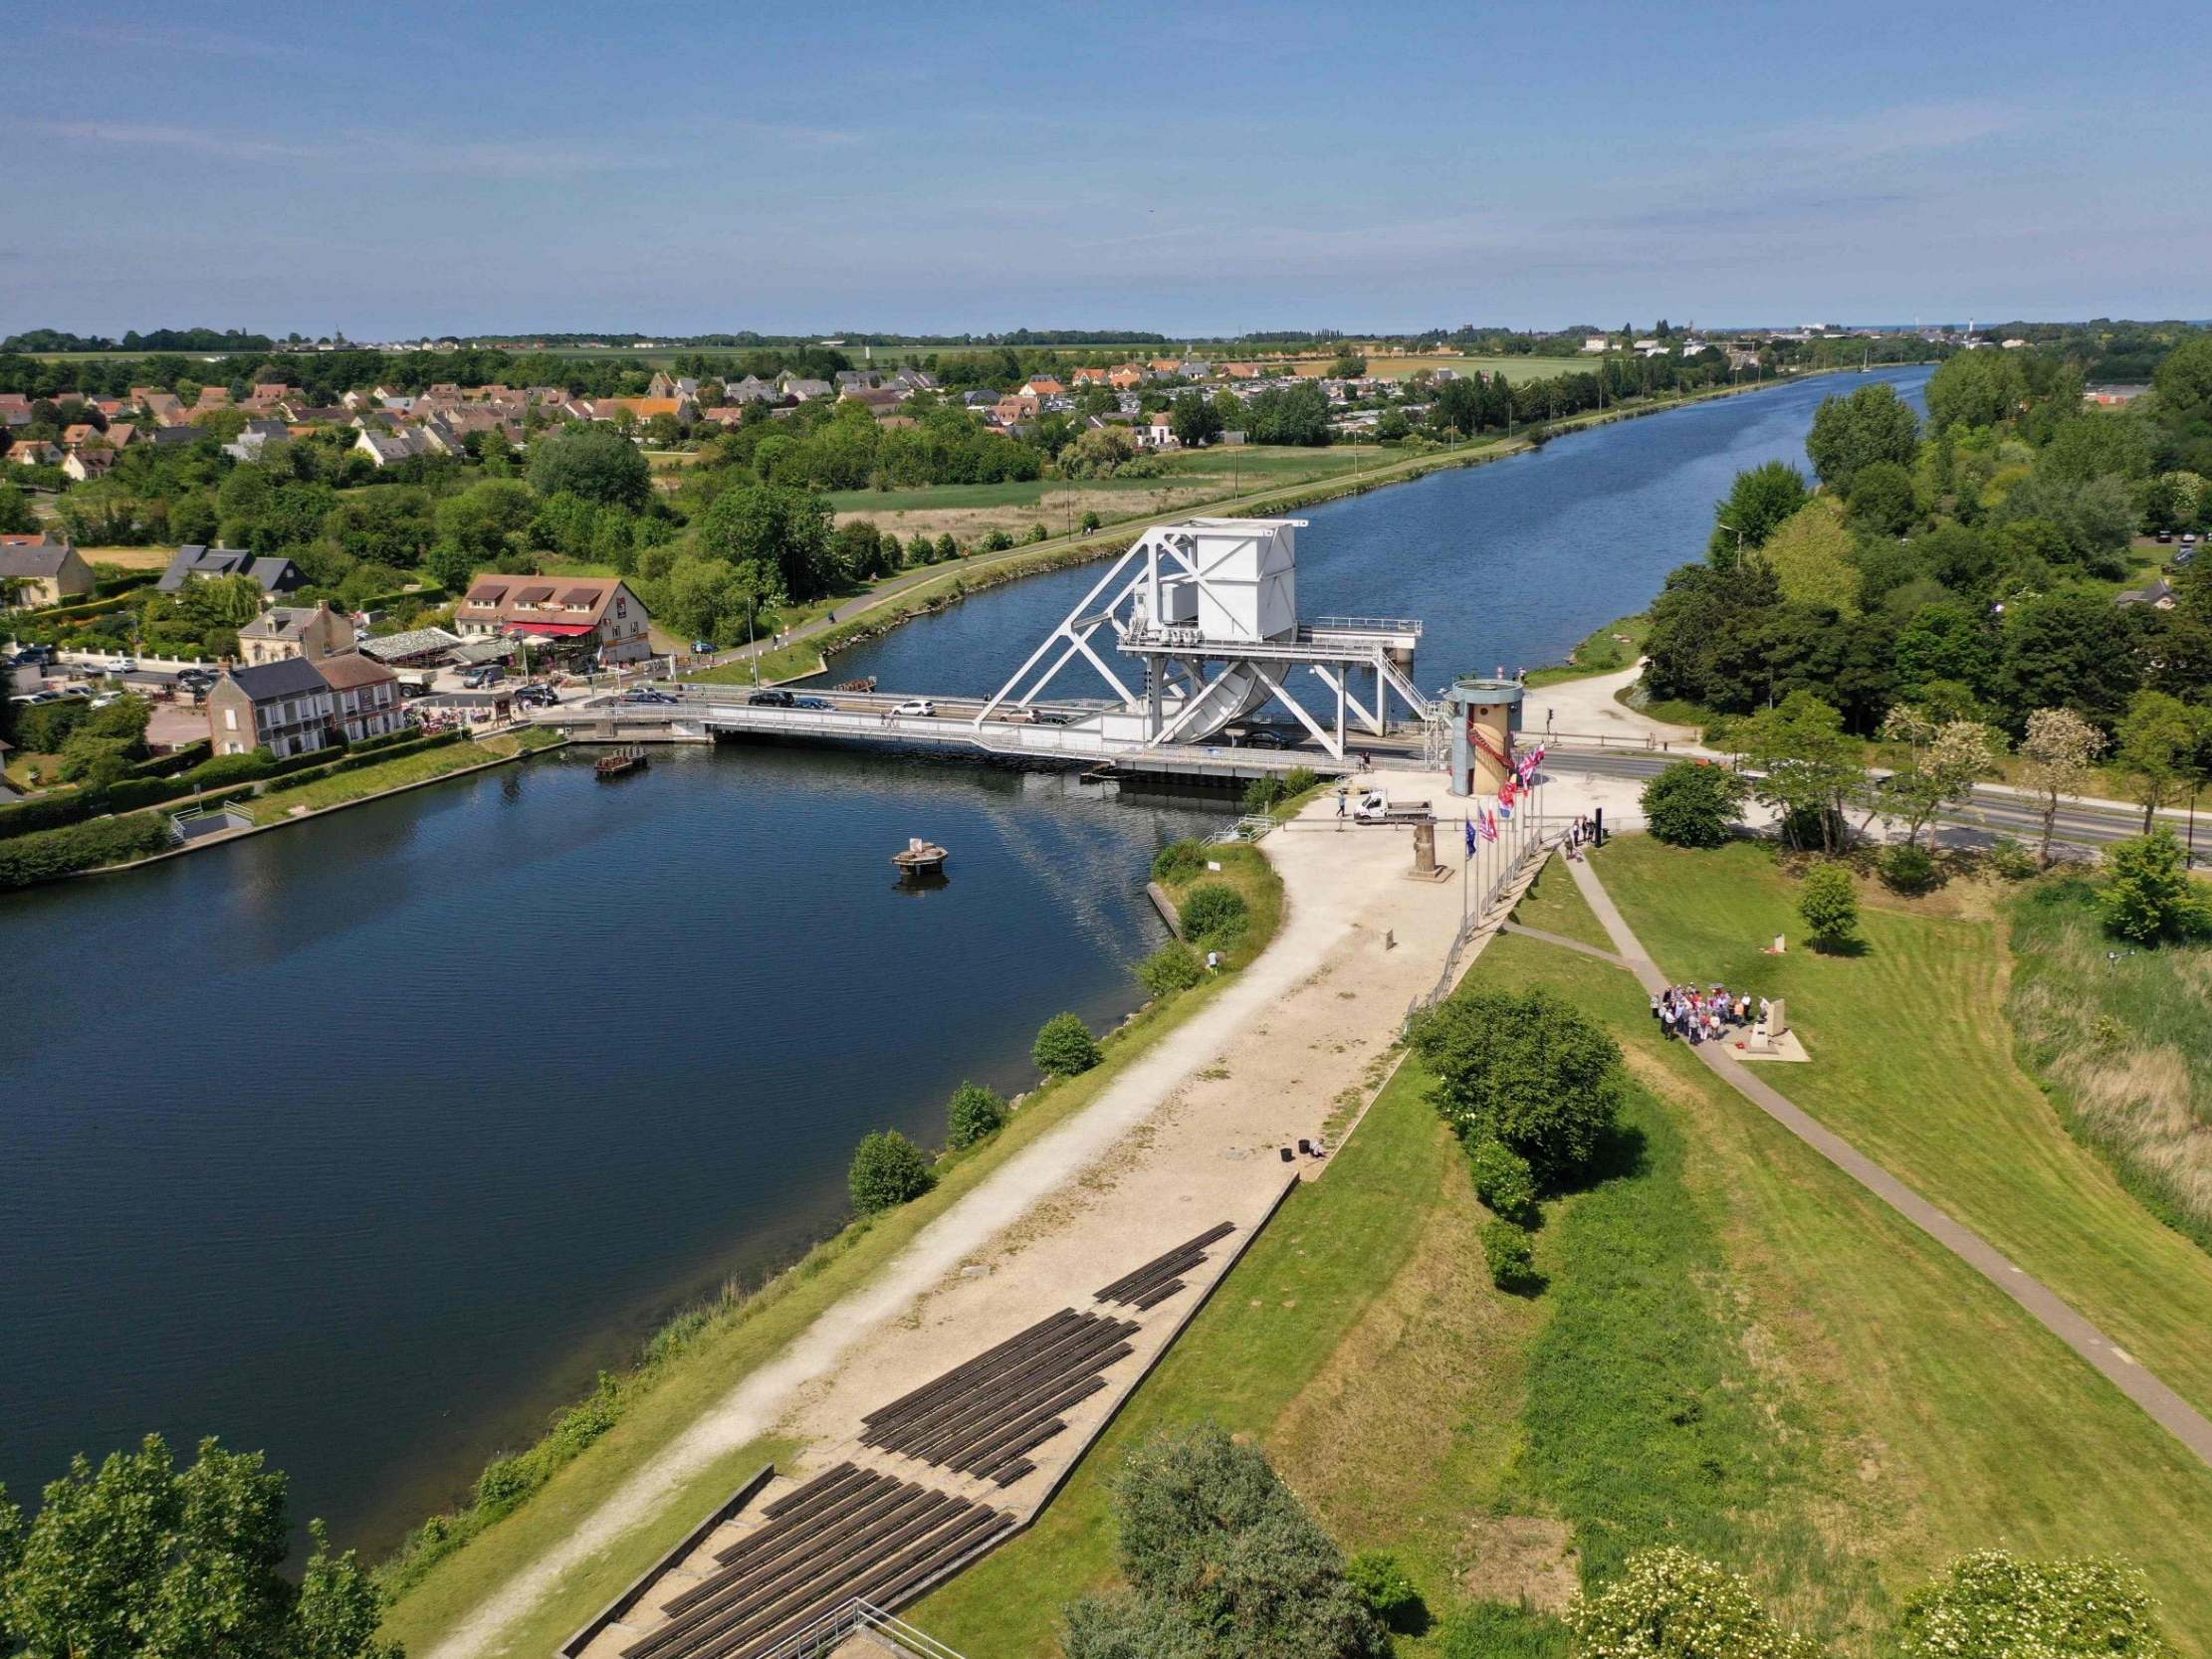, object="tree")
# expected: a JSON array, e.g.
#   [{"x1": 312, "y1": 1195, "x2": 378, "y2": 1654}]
[
  {"x1": 2098, "y1": 829, "x2": 2210, "y2": 945},
  {"x1": 946, "y1": 1082, "x2": 1006, "y2": 1149},
  {"x1": 846, "y1": 1130, "x2": 935, "y2": 1215},
  {"x1": 1805, "y1": 381, "x2": 1919, "y2": 491},
  {"x1": 1032, "y1": 1011, "x2": 1102, "y2": 1078},
  {"x1": 527, "y1": 427, "x2": 651, "y2": 510},
  {"x1": 0, "y1": 481, "x2": 36, "y2": 534},
  {"x1": 2017, "y1": 707, "x2": 2108, "y2": 867},
  {"x1": 2112, "y1": 690, "x2": 2206, "y2": 830},
  {"x1": 1796, "y1": 863, "x2": 1861, "y2": 951},
  {"x1": 1569, "y1": 1547, "x2": 1824, "y2": 1659},
  {"x1": 1064, "y1": 1423, "x2": 1387, "y2": 1659},
  {"x1": 1410, "y1": 986, "x2": 1624, "y2": 1182},
  {"x1": 1998, "y1": 594, "x2": 2138, "y2": 730},
  {"x1": 1926, "y1": 351, "x2": 2028, "y2": 432},
  {"x1": 696, "y1": 483, "x2": 837, "y2": 602},
  {"x1": 1177, "y1": 882, "x2": 1248, "y2": 944},
  {"x1": 1641, "y1": 759, "x2": 1749, "y2": 848},
  {"x1": 175, "y1": 572, "x2": 266, "y2": 630},
  {"x1": 1844, "y1": 458, "x2": 1918, "y2": 536},
  {"x1": 1734, "y1": 692, "x2": 1867, "y2": 853},
  {"x1": 1875, "y1": 706, "x2": 2007, "y2": 849},
  {"x1": 434, "y1": 479, "x2": 537, "y2": 570},
  {"x1": 1464, "y1": 1138, "x2": 1538, "y2": 1224},
  {"x1": 0, "y1": 1434, "x2": 397, "y2": 1659},
  {"x1": 1169, "y1": 391, "x2": 1221, "y2": 449},
  {"x1": 1709, "y1": 461, "x2": 1809, "y2": 565},
  {"x1": 1754, "y1": 501, "x2": 1860, "y2": 613},
  {"x1": 1897, "y1": 1551, "x2": 2174, "y2": 1659}
]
